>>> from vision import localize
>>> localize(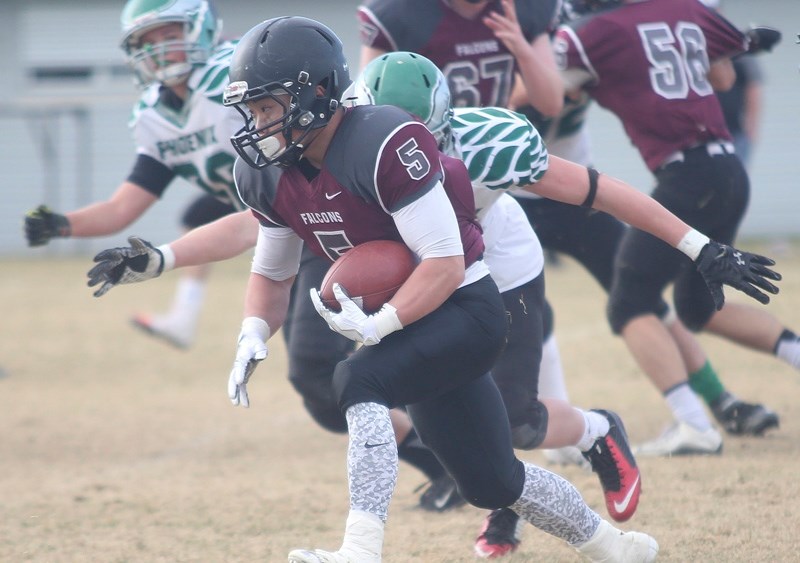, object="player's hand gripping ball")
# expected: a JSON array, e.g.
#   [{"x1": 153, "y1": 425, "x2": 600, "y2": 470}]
[{"x1": 319, "y1": 240, "x2": 416, "y2": 313}]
